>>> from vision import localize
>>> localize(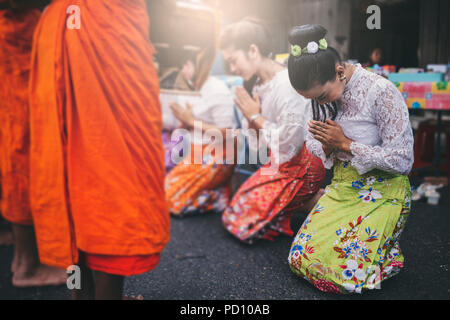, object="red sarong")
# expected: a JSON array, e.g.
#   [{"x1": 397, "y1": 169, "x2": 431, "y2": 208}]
[{"x1": 222, "y1": 145, "x2": 325, "y2": 243}]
